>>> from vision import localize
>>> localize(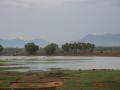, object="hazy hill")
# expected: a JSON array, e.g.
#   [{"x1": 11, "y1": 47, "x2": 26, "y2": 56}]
[
  {"x1": 80, "y1": 34, "x2": 120, "y2": 46},
  {"x1": 0, "y1": 38, "x2": 48, "y2": 48}
]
